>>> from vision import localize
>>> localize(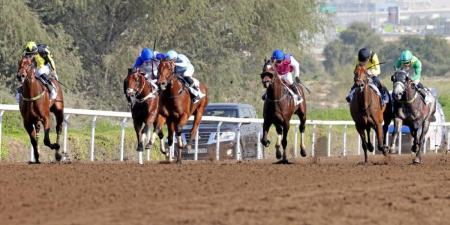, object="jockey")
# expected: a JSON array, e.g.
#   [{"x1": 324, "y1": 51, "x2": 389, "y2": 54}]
[
  {"x1": 166, "y1": 50, "x2": 205, "y2": 103},
  {"x1": 346, "y1": 48, "x2": 388, "y2": 104},
  {"x1": 264, "y1": 49, "x2": 302, "y2": 103},
  {"x1": 133, "y1": 48, "x2": 159, "y2": 80},
  {"x1": 394, "y1": 50, "x2": 430, "y2": 102},
  {"x1": 23, "y1": 41, "x2": 58, "y2": 100}
]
